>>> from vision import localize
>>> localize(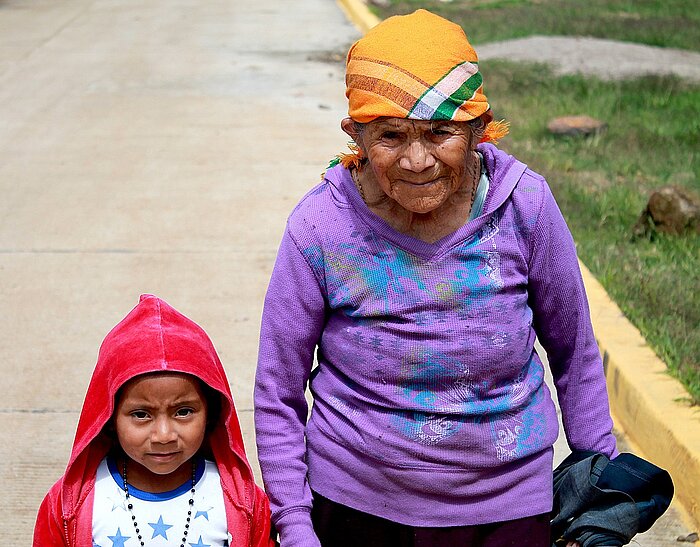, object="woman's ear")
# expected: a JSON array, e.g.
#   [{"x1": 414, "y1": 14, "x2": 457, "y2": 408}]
[{"x1": 341, "y1": 117, "x2": 360, "y2": 142}]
